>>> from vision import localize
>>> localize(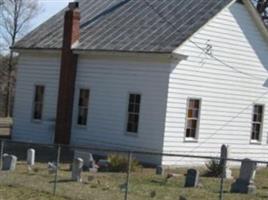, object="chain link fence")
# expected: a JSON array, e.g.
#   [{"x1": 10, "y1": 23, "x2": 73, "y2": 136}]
[{"x1": 0, "y1": 139, "x2": 268, "y2": 200}]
